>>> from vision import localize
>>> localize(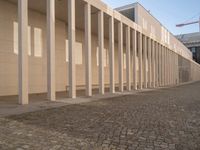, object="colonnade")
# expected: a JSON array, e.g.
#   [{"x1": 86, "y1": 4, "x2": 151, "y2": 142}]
[{"x1": 17, "y1": 0, "x2": 200, "y2": 104}]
